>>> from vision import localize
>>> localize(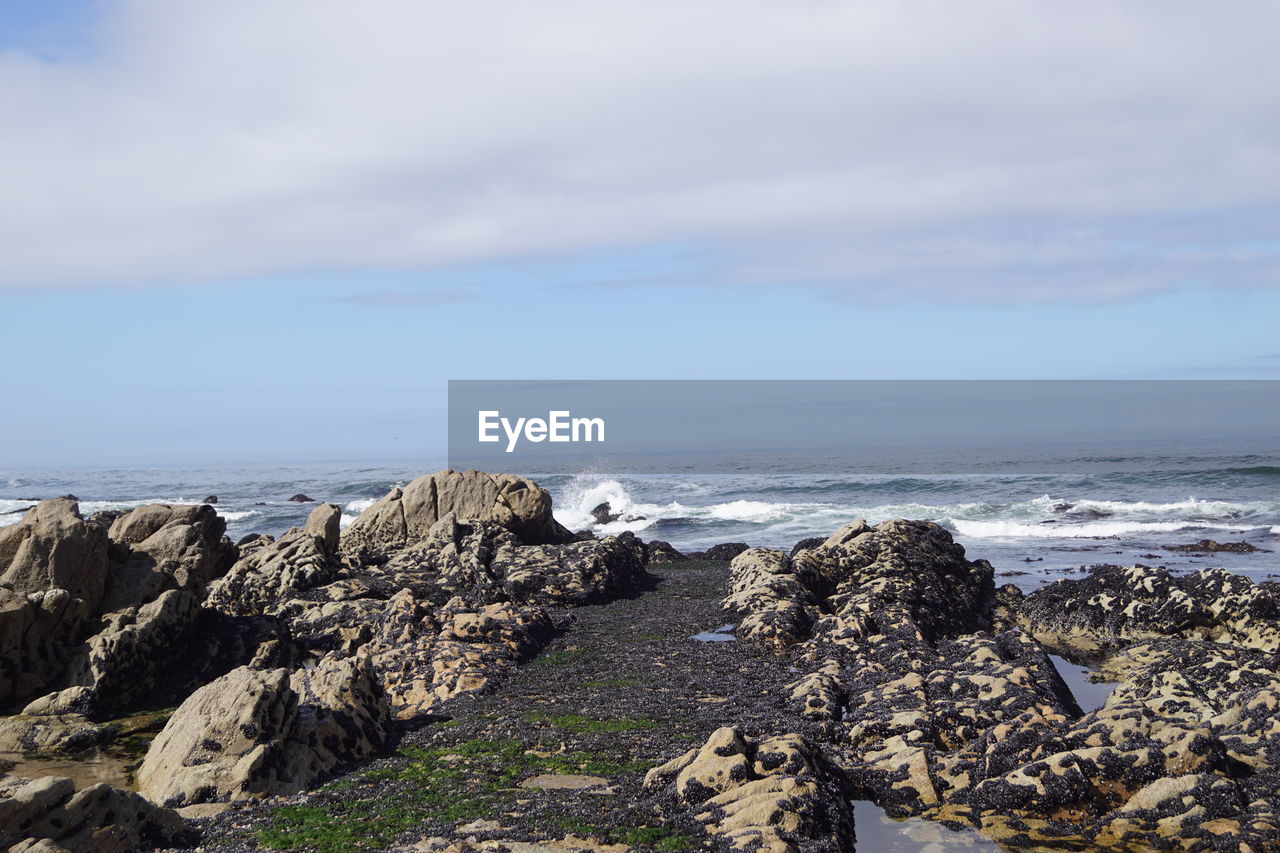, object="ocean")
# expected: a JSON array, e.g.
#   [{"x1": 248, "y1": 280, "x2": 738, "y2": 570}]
[{"x1": 3, "y1": 436, "x2": 1278, "y2": 592}]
